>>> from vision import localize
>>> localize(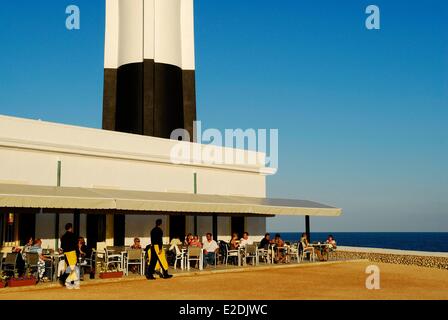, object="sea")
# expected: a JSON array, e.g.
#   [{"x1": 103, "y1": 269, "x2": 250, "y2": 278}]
[{"x1": 269, "y1": 232, "x2": 448, "y2": 253}]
